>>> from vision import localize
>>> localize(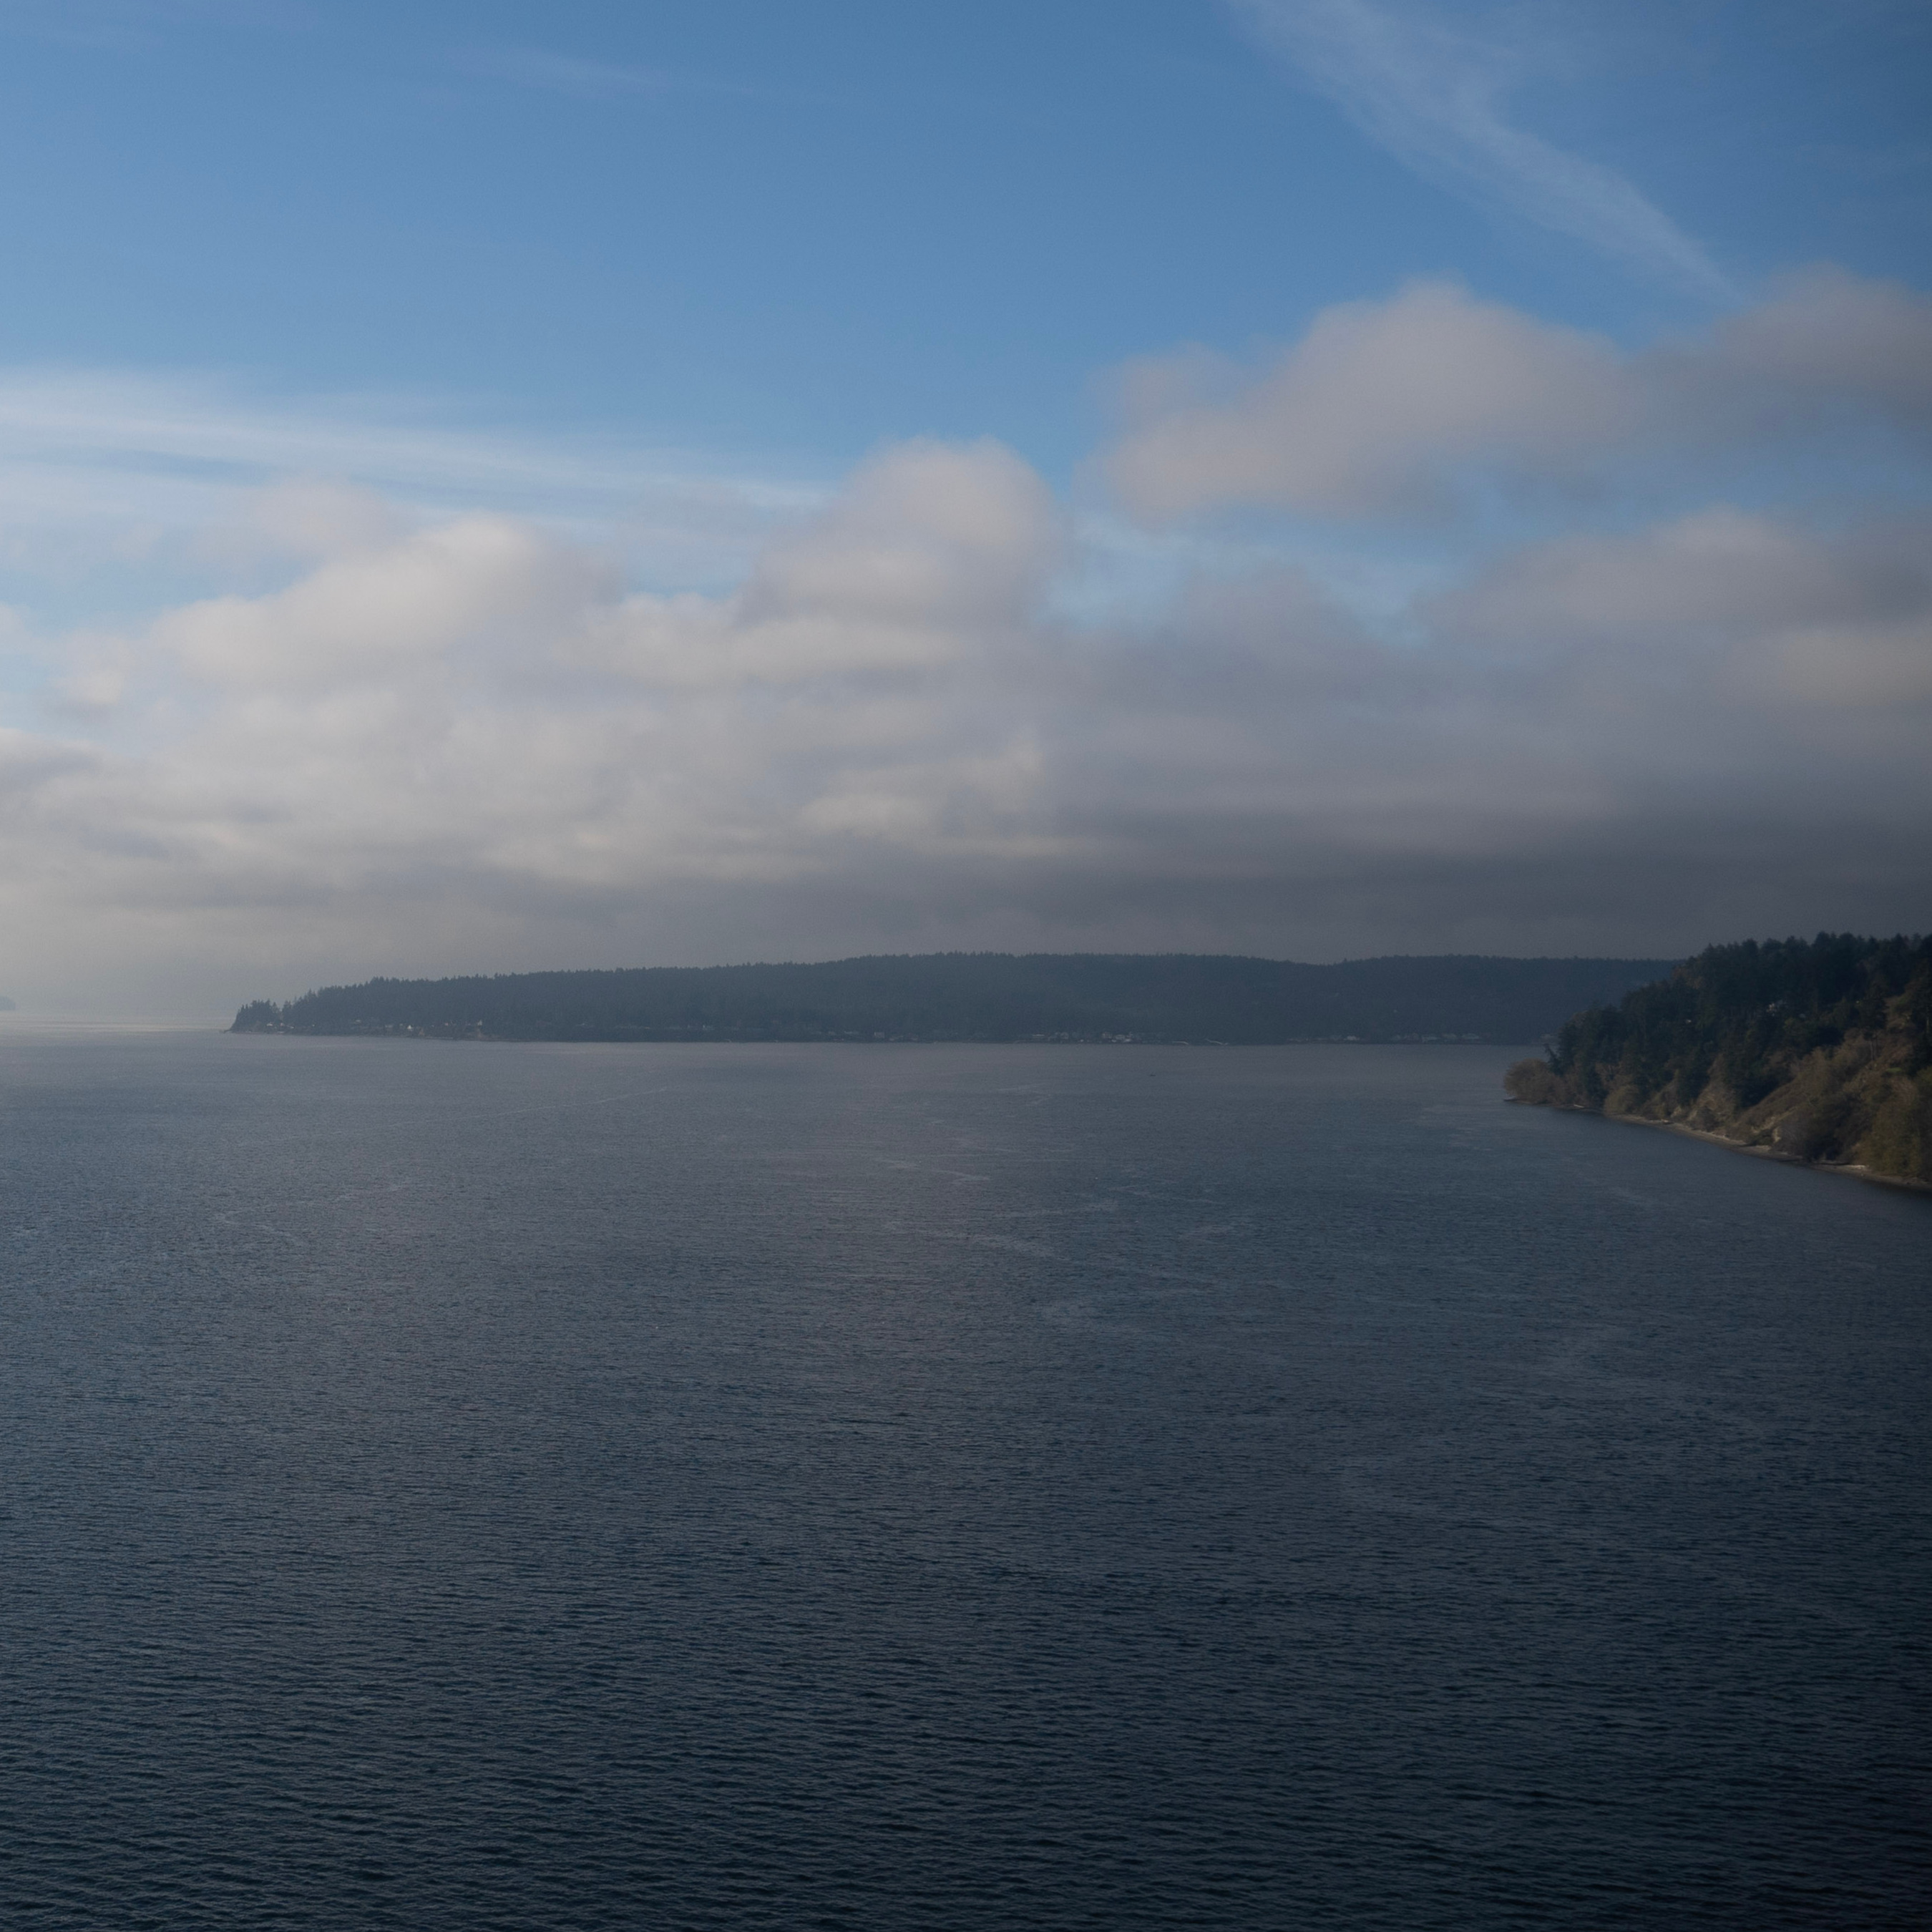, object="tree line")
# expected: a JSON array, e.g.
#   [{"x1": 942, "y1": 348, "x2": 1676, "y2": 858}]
[
  {"x1": 231, "y1": 951, "x2": 1680, "y2": 1048},
  {"x1": 1507, "y1": 934, "x2": 1932, "y2": 1184}
]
